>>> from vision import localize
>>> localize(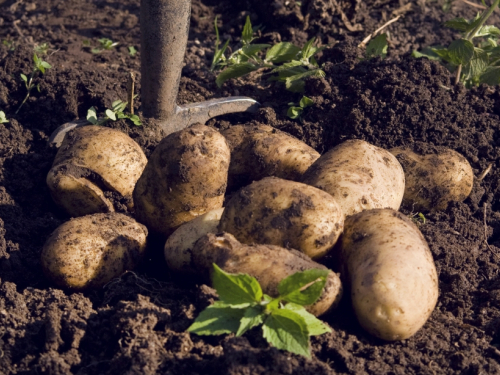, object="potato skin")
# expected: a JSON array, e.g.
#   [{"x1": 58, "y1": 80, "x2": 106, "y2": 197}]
[
  {"x1": 47, "y1": 126, "x2": 147, "y2": 217},
  {"x1": 133, "y1": 124, "x2": 230, "y2": 237},
  {"x1": 41, "y1": 213, "x2": 148, "y2": 290},
  {"x1": 164, "y1": 207, "x2": 224, "y2": 274},
  {"x1": 340, "y1": 208, "x2": 438, "y2": 341},
  {"x1": 222, "y1": 125, "x2": 320, "y2": 190},
  {"x1": 219, "y1": 177, "x2": 344, "y2": 259},
  {"x1": 390, "y1": 145, "x2": 473, "y2": 211},
  {"x1": 192, "y1": 232, "x2": 343, "y2": 316},
  {"x1": 302, "y1": 139, "x2": 405, "y2": 217}
]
